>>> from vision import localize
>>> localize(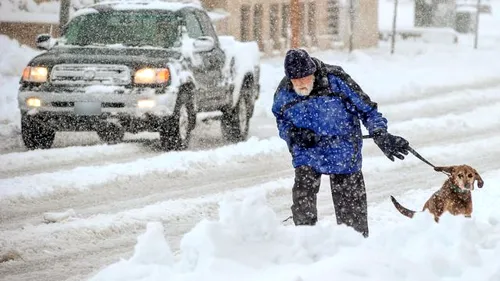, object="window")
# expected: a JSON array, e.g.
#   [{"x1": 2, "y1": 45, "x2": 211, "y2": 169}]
[
  {"x1": 183, "y1": 11, "x2": 203, "y2": 38},
  {"x1": 195, "y1": 9, "x2": 219, "y2": 44},
  {"x1": 253, "y1": 4, "x2": 263, "y2": 50},
  {"x1": 269, "y1": 4, "x2": 280, "y2": 50},
  {"x1": 63, "y1": 11, "x2": 180, "y2": 48},
  {"x1": 308, "y1": 2, "x2": 318, "y2": 46},
  {"x1": 281, "y1": 4, "x2": 290, "y2": 41},
  {"x1": 327, "y1": 0, "x2": 340, "y2": 36},
  {"x1": 240, "y1": 5, "x2": 251, "y2": 41},
  {"x1": 299, "y1": 2, "x2": 306, "y2": 46}
]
